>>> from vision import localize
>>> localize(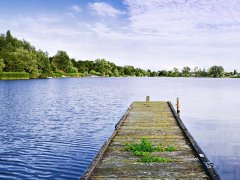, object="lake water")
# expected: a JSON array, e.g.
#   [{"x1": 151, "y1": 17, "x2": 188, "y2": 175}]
[{"x1": 0, "y1": 78, "x2": 239, "y2": 179}]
